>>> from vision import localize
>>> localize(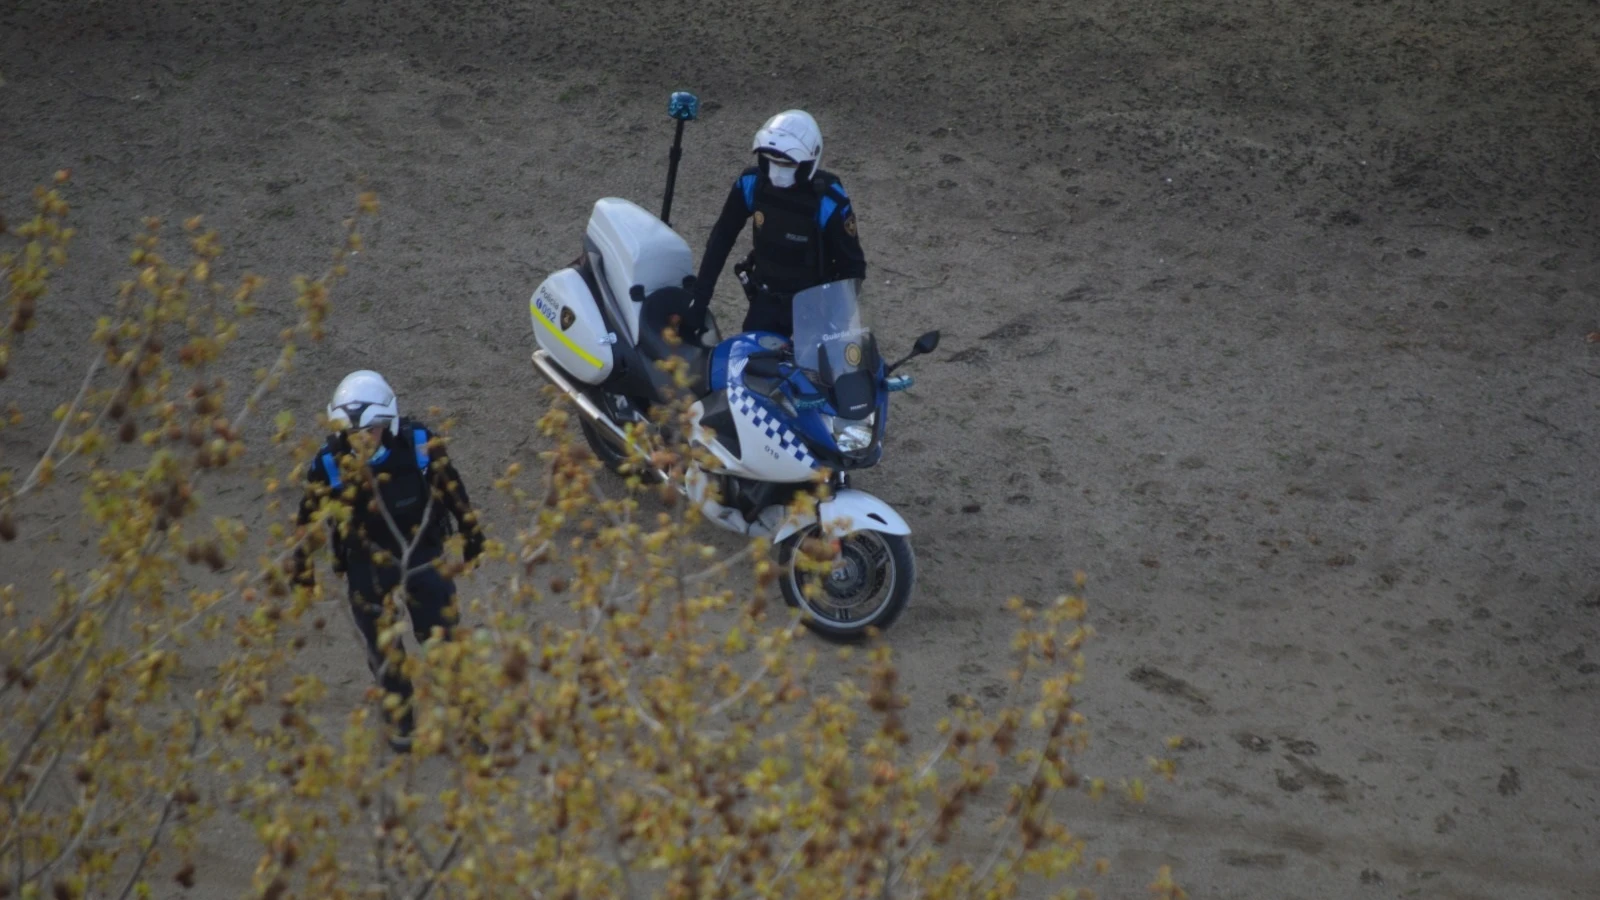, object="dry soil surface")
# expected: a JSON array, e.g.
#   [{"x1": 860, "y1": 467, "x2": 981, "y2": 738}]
[{"x1": 3, "y1": 1, "x2": 1598, "y2": 897}]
